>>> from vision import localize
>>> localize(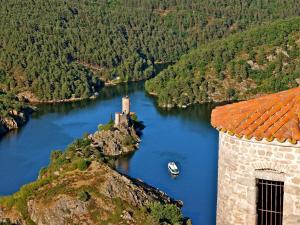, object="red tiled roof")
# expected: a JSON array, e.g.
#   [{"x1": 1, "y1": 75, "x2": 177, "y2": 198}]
[{"x1": 211, "y1": 87, "x2": 300, "y2": 144}]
